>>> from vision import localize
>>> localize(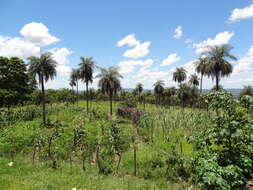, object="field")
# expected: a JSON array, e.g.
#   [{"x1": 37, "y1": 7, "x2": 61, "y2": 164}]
[{"x1": 0, "y1": 100, "x2": 210, "y2": 190}]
